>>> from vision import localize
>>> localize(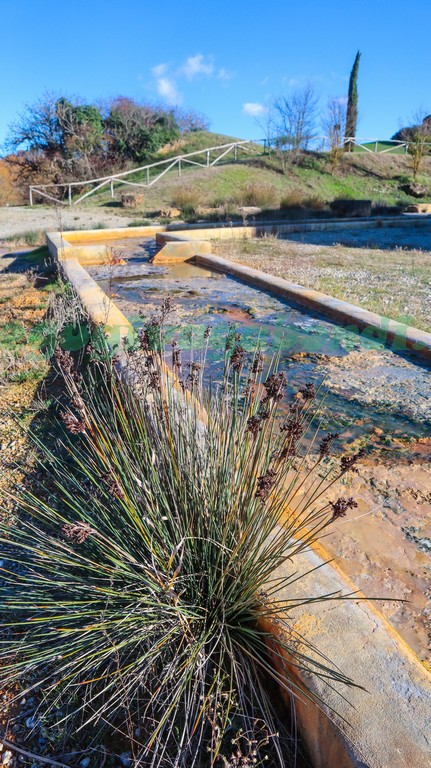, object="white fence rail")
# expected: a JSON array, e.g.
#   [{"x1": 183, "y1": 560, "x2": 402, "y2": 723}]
[
  {"x1": 28, "y1": 140, "x2": 263, "y2": 206},
  {"x1": 29, "y1": 136, "x2": 430, "y2": 206}
]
